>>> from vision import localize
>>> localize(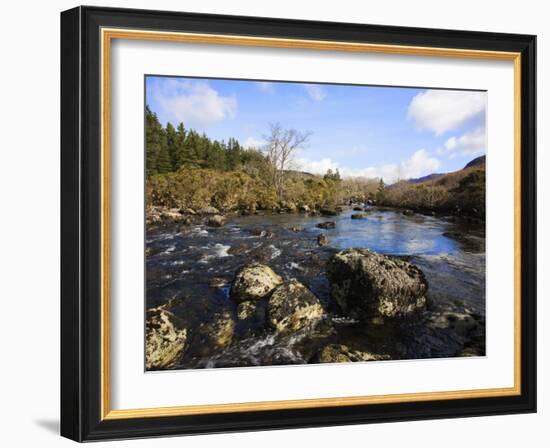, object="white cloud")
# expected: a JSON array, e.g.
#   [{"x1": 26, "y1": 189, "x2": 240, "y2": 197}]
[
  {"x1": 407, "y1": 90, "x2": 486, "y2": 135},
  {"x1": 443, "y1": 127, "x2": 486, "y2": 158},
  {"x1": 304, "y1": 84, "x2": 327, "y2": 101},
  {"x1": 243, "y1": 136, "x2": 265, "y2": 149},
  {"x1": 152, "y1": 79, "x2": 237, "y2": 126},
  {"x1": 296, "y1": 149, "x2": 440, "y2": 183},
  {"x1": 256, "y1": 82, "x2": 274, "y2": 93}
]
